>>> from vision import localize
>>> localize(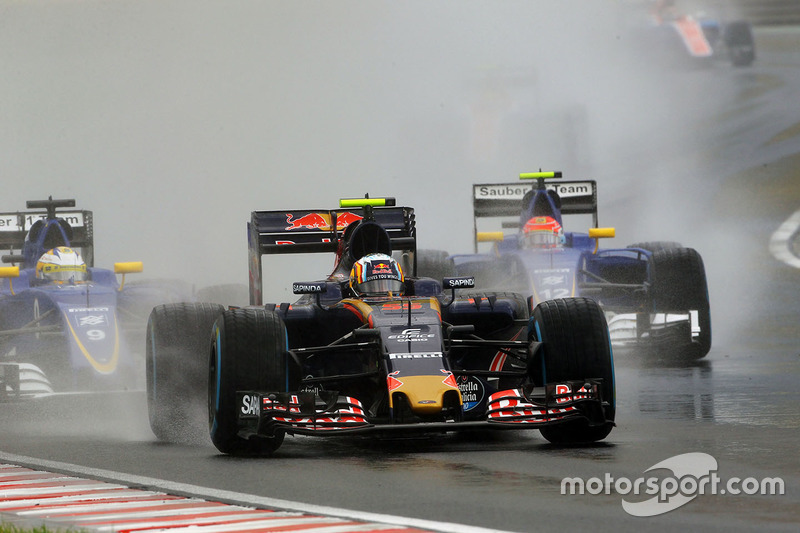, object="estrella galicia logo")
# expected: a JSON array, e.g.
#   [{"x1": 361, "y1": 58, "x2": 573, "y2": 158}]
[{"x1": 457, "y1": 375, "x2": 484, "y2": 411}]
